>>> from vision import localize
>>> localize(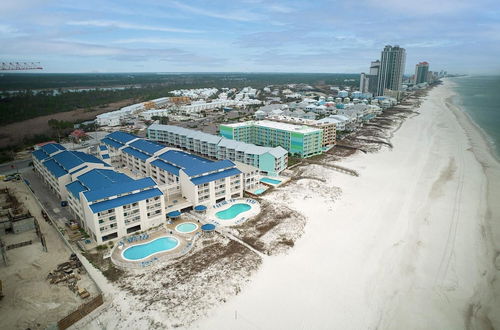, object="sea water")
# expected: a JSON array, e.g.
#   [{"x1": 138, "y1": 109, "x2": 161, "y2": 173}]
[{"x1": 451, "y1": 75, "x2": 500, "y2": 160}]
